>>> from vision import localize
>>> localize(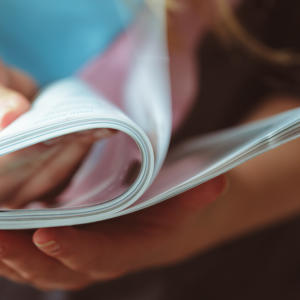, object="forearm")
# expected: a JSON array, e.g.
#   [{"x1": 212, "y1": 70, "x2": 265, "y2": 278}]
[{"x1": 193, "y1": 97, "x2": 300, "y2": 252}]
